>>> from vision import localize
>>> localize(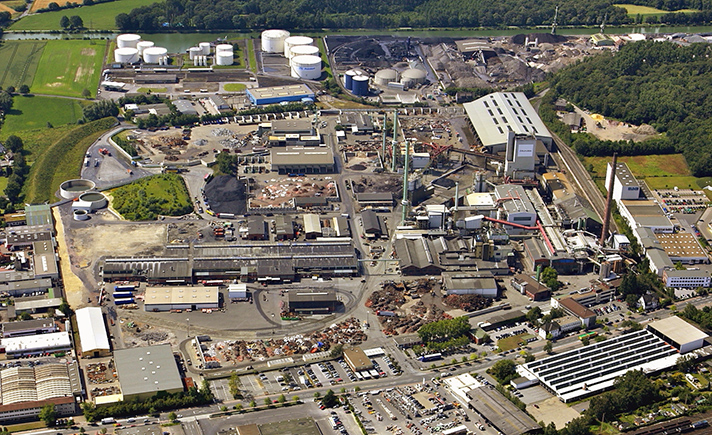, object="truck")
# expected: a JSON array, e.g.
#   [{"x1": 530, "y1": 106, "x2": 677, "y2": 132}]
[
  {"x1": 101, "y1": 417, "x2": 115, "y2": 425},
  {"x1": 376, "y1": 310, "x2": 396, "y2": 317}
]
